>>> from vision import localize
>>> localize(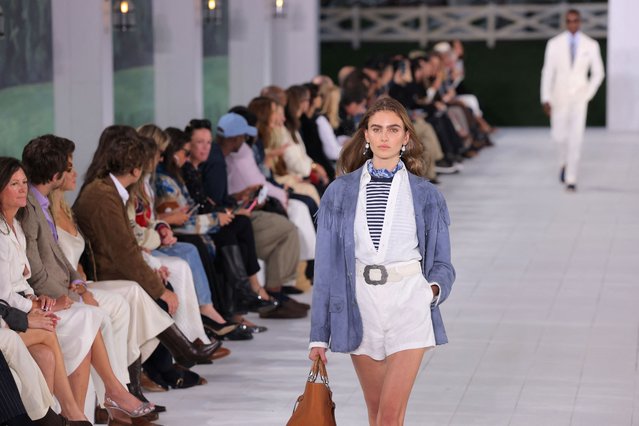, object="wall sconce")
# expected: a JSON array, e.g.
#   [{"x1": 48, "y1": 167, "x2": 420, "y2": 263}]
[
  {"x1": 0, "y1": 6, "x2": 5, "y2": 39},
  {"x1": 113, "y1": 0, "x2": 136, "y2": 32},
  {"x1": 273, "y1": 0, "x2": 286, "y2": 19},
  {"x1": 204, "y1": 0, "x2": 222, "y2": 26}
]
